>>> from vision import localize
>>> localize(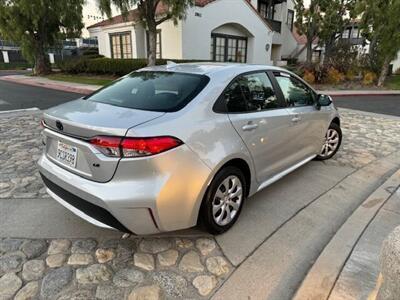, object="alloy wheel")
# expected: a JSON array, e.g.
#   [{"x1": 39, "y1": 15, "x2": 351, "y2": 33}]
[
  {"x1": 212, "y1": 175, "x2": 243, "y2": 226},
  {"x1": 320, "y1": 128, "x2": 340, "y2": 158}
]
